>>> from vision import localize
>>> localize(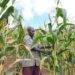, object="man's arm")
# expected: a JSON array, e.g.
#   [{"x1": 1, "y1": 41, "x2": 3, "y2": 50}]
[
  {"x1": 31, "y1": 45, "x2": 52, "y2": 55},
  {"x1": 39, "y1": 45, "x2": 51, "y2": 49}
]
